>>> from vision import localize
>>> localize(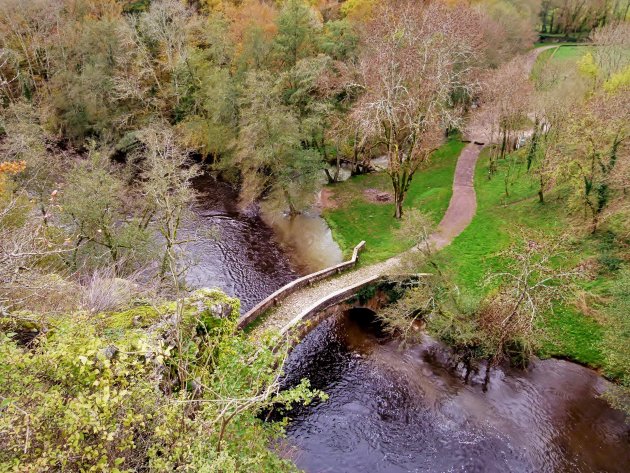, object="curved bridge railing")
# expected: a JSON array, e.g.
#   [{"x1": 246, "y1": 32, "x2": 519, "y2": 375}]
[
  {"x1": 237, "y1": 241, "x2": 366, "y2": 329},
  {"x1": 278, "y1": 273, "x2": 431, "y2": 337}
]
